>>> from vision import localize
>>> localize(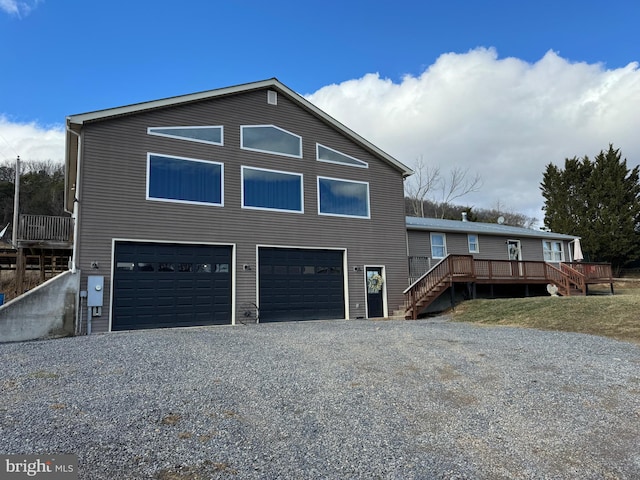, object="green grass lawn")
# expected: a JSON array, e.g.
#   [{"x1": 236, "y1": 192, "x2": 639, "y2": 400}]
[{"x1": 452, "y1": 282, "x2": 640, "y2": 344}]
